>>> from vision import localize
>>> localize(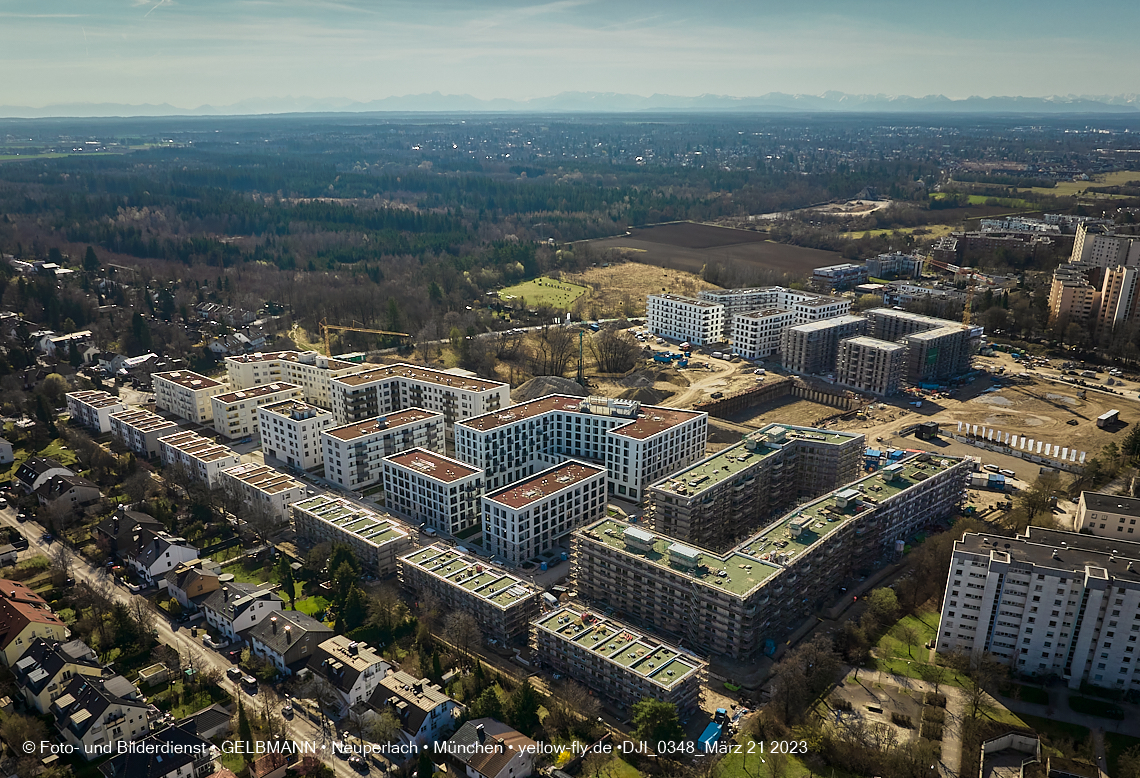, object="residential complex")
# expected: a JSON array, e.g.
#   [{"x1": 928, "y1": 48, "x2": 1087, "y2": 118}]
[
  {"x1": 699, "y1": 287, "x2": 814, "y2": 339},
  {"x1": 531, "y1": 605, "x2": 705, "y2": 716},
  {"x1": 291, "y1": 494, "x2": 413, "y2": 576},
  {"x1": 483, "y1": 460, "x2": 607, "y2": 563},
  {"x1": 812, "y1": 262, "x2": 869, "y2": 292},
  {"x1": 323, "y1": 409, "x2": 446, "y2": 491},
  {"x1": 455, "y1": 395, "x2": 707, "y2": 503},
  {"x1": 65, "y1": 390, "x2": 126, "y2": 433},
  {"x1": 109, "y1": 408, "x2": 180, "y2": 458},
  {"x1": 863, "y1": 308, "x2": 977, "y2": 383},
  {"x1": 1071, "y1": 223, "x2": 1140, "y2": 268},
  {"x1": 210, "y1": 381, "x2": 303, "y2": 440},
  {"x1": 865, "y1": 252, "x2": 922, "y2": 279},
  {"x1": 399, "y1": 544, "x2": 542, "y2": 642},
  {"x1": 257, "y1": 399, "x2": 335, "y2": 471},
  {"x1": 218, "y1": 462, "x2": 306, "y2": 523},
  {"x1": 836, "y1": 336, "x2": 906, "y2": 396},
  {"x1": 383, "y1": 448, "x2": 483, "y2": 535},
  {"x1": 647, "y1": 424, "x2": 864, "y2": 551},
  {"x1": 573, "y1": 453, "x2": 970, "y2": 658},
  {"x1": 1047, "y1": 262, "x2": 1100, "y2": 327},
  {"x1": 152, "y1": 370, "x2": 227, "y2": 424},
  {"x1": 157, "y1": 429, "x2": 242, "y2": 487},
  {"x1": 731, "y1": 308, "x2": 795, "y2": 360},
  {"x1": 225, "y1": 349, "x2": 365, "y2": 408},
  {"x1": 1076, "y1": 491, "x2": 1140, "y2": 537},
  {"x1": 330, "y1": 363, "x2": 510, "y2": 429},
  {"x1": 646, "y1": 293, "x2": 725, "y2": 345},
  {"x1": 780, "y1": 315, "x2": 868, "y2": 375},
  {"x1": 937, "y1": 527, "x2": 1140, "y2": 691}
]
